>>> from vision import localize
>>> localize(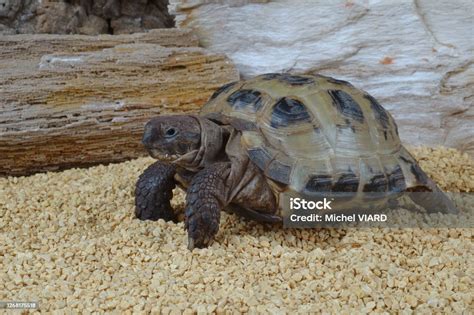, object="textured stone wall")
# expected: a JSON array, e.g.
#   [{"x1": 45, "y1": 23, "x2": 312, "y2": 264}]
[
  {"x1": 0, "y1": 0, "x2": 174, "y2": 35},
  {"x1": 169, "y1": 0, "x2": 474, "y2": 155}
]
